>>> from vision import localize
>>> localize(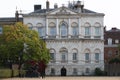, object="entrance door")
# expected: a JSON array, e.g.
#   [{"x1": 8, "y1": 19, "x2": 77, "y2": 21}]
[{"x1": 61, "y1": 67, "x2": 67, "y2": 76}]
